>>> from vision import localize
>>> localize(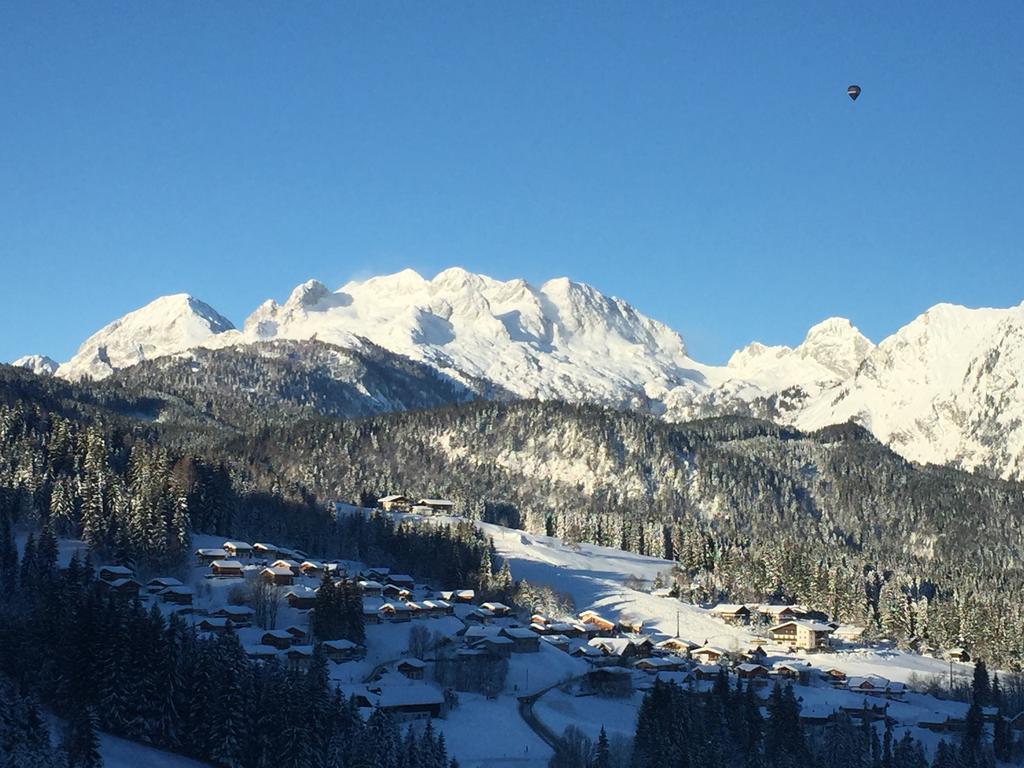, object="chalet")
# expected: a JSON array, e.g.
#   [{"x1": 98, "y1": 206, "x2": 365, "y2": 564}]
[
  {"x1": 691, "y1": 645, "x2": 728, "y2": 665},
  {"x1": 101, "y1": 578, "x2": 141, "y2": 598},
  {"x1": 375, "y1": 687, "x2": 446, "y2": 721},
  {"x1": 252, "y1": 542, "x2": 278, "y2": 559},
  {"x1": 635, "y1": 657, "x2": 683, "y2": 673},
  {"x1": 244, "y1": 644, "x2": 279, "y2": 661},
  {"x1": 388, "y1": 574, "x2": 415, "y2": 589},
  {"x1": 196, "y1": 548, "x2": 228, "y2": 564},
  {"x1": 541, "y1": 634, "x2": 571, "y2": 653},
  {"x1": 198, "y1": 617, "x2": 232, "y2": 635},
  {"x1": 365, "y1": 567, "x2": 391, "y2": 582},
  {"x1": 481, "y1": 602, "x2": 511, "y2": 617},
  {"x1": 846, "y1": 676, "x2": 891, "y2": 697},
  {"x1": 694, "y1": 664, "x2": 724, "y2": 681},
  {"x1": 223, "y1": 541, "x2": 253, "y2": 559},
  {"x1": 404, "y1": 601, "x2": 424, "y2": 619},
  {"x1": 655, "y1": 638, "x2": 698, "y2": 656},
  {"x1": 299, "y1": 561, "x2": 324, "y2": 577},
  {"x1": 98, "y1": 565, "x2": 134, "y2": 582},
  {"x1": 210, "y1": 560, "x2": 245, "y2": 578},
  {"x1": 479, "y1": 635, "x2": 514, "y2": 658},
  {"x1": 146, "y1": 577, "x2": 183, "y2": 593},
  {"x1": 831, "y1": 625, "x2": 865, "y2": 643},
  {"x1": 419, "y1": 602, "x2": 452, "y2": 618},
  {"x1": 271, "y1": 559, "x2": 302, "y2": 574},
  {"x1": 323, "y1": 639, "x2": 363, "y2": 663},
  {"x1": 585, "y1": 667, "x2": 633, "y2": 697},
  {"x1": 397, "y1": 658, "x2": 427, "y2": 680},
  {"x1": 736, "y1": 663, "x2": 770, "y2": 682},
  {"x1": 159, "y1": 585, "x2": 194, "y2": 605},
  {"x1": 821, "y1": 667, "x2": 847, "y2": 685},
  {"x1": 588, "y1": 637, "x2": 651, "y2": 661},
  {"x1": 774, "y1": 662, "x2": 811, "y2": 684},
  {"x1": 769, "y1": 620, "x2": 834, "y2": 651},
  {"x1": 439, "y1": 589, "x2": 475, "y2": 603},
  {"x1": 741, "y1": 645, "x2": 769, "y2": 664},
  {"x1": 261, "y1": 630, "x2": 294, "y2": 650},
  {"x1": 710, "y1": 604, "x2": 750, "y2": 625},
  {"x1": 362, "y1": 605, "x2": 382, "y2": 625},
  {"x1": 285, "y1": 587, "x2": 317, "y2": 610},
  {"x1": 383, "y1": 584, "x2": 412, "y2": 601},
  {"x1": 578, "y1": 610, "x2": 616, "y2": 635},
  {"x1": 377, "y1": 494, "x2": 412, "y2": 512},
  {"x1": 282, "y1": 645, "x2": 313, "y2": 668},
  {"x1": 944, "y1": 647, "x2": 971, "y2": 663},
  {"x1": 500, "y1": 627, "x2": 540, "y2": 653},
  {"x1": 618, "y1": 617, "x2": 644, "y2": 634},
  {"x1": 358, "y1": 580, "x2": 384, "y2": 597},
  {"x1": 757, "y1": 604, "x2": 801, "y2": 623},
  {"x1": 416, "y1": 498, "x2": 455, "y2": 514},
  {"x1": 261, "y1": 566, "x2": 295, "y2": 586},
  {"x1": 466, "y1": 607, "x2": 495, "y2": 624},
  {"x1": 213, "y1": 605, "x2": 255, "y2": 626},
  {"x1": 379, "y1": 602, "x2": 412, "y2": 622},
  {"x1": 285, "y1": 626, "x2": 307, "y2": 642},
  {"x1": 569, "y1": 644, "x2": 605, "y2": 660}
]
